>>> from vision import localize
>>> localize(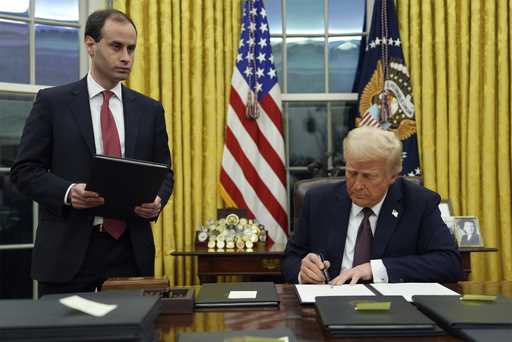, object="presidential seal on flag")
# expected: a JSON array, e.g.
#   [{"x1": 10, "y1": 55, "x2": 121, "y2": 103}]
[{"x1": 358, "y1": 59, "x2": 417, "y2": 141}]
